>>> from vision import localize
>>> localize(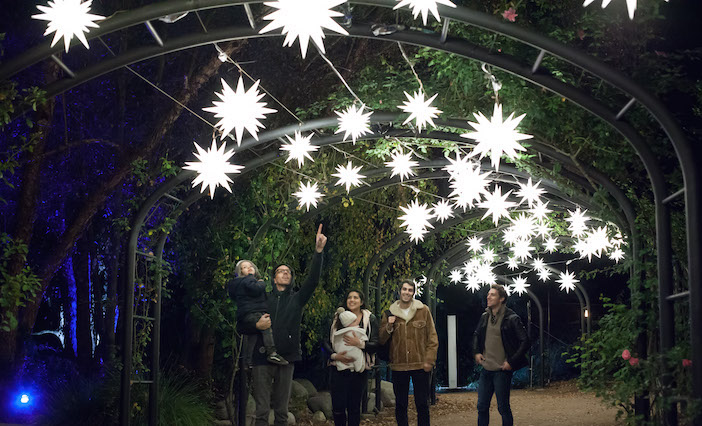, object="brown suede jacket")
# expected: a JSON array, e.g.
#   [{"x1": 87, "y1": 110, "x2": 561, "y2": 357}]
[{"x1": 379, "y1": 299, "x2": 439, "y2": 371}]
